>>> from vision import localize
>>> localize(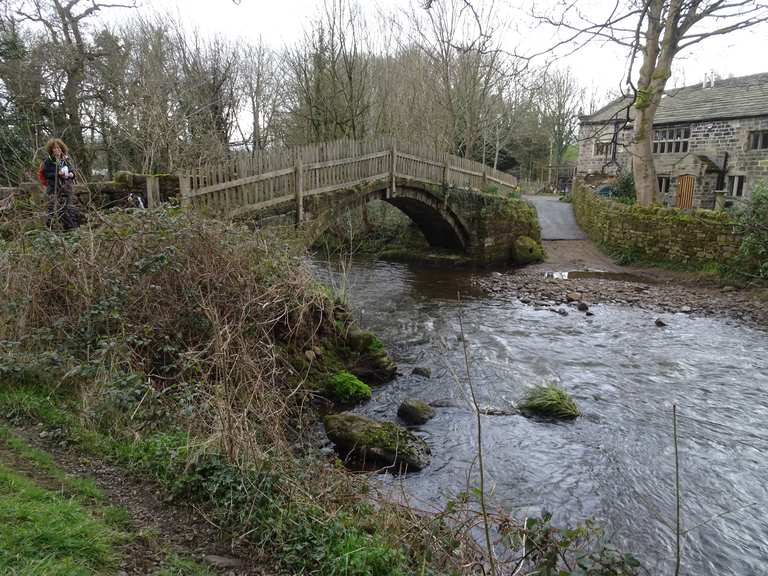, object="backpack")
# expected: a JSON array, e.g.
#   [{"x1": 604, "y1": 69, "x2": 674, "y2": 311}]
[{"x1": 37, "y1": 162, "x2": 47, "y2": 186}]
